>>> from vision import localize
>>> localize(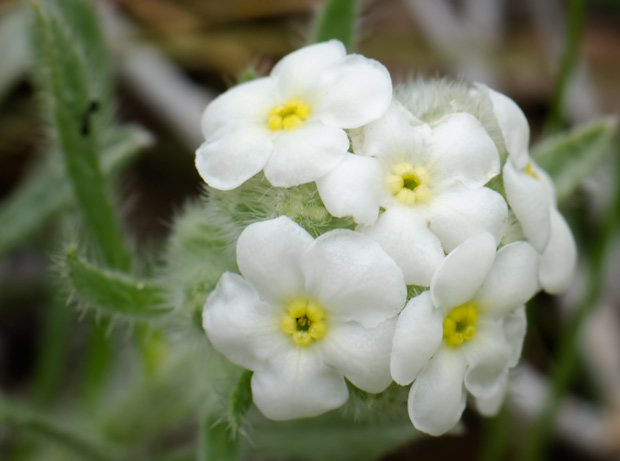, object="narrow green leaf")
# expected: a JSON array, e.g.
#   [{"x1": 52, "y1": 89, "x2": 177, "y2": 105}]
[
  {"x1": 0, "y1": 125, "x2": 151, "y2": 256},
  {"x1": 229, "y1": 370, "x2": 253, "y2": 434},
  {"x1": 312, "y1": 0, "x2": 358, "y2": 51},
  {"x1": 33, "y1": 3, "x2": 131, "y2": 270},
  {"x1": 46, "y1": 0, "x2": 110, "y2": 87},
  {"x1": 66, "y1": 248, "x2": 172, "y2": 318},
  {"x1": 0, "y1": 395, "x2": 120, "y2": 461},
  {"x1": 199, "y1": 415, "x2": 240, "y2": 461},
  {"x1": 533, "y1": 116, "x2": 618, "y2": 202}
]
